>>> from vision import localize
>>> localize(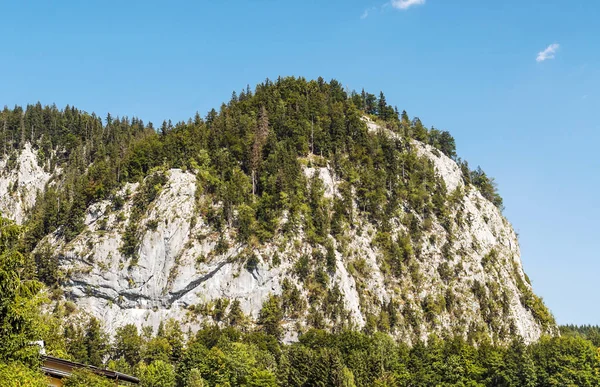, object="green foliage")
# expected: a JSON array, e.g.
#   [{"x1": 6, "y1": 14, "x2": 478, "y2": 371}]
[
  {"x1": 428, "y1": 128, "x2": 457, "y2": 159},
  {"x1": 532, "y1": 335, "x2": 600, "y2": 386},
  {"x1": 245, "y1": 253, "x2": 260, "y2": 273},
  {"x1": 227, "y1": 299, "x2": 246, "y2": 328},
  {"x1": 114, "y1": 324, "x2": 143, "y2": 367},
  {"x1": 138, "y1": 360, "x2": 176, "y2": 387},
  {"x1": 63, "y1": 368, "x2": 113, "y2": 387},
  {"x1": 437, "y1": 262, "x2": 452, "y2": 283},
  {"x1": 33, "y1": 241, "x2": 60, "y2": 286},
  {"x1": 4, "y1": 313, "x2": 599, "y2": 387},
  {"x1": 0, "y1": 216, "x2": 45, "y2": 367},
  {"x1": 0, "y1": 362, "x2": 48, "y2": 387},
  {"x1": 294, "y1": 254, "x2": 310, "y2": 281},
  {"x1": 247, "y1": 369, "x2": 277, "y2": 386},
  {"x1": 144, "y1": 336, "x2": 172, "y2": 364},
  {"x1": 325, "y1": 240, "x2": 336, "y2": 273},
  {"x1": 159, "y1": 319, "x2": 185, "y2": 363},
  {"x1": 560, "y1": 325, "x2": 600, "y2": 347},
  {"x1": 59, "y1": 316, "x2": 111, "y2": 368},
  {"x1": 471, "y1": 166, "x2": 504, "y2": 210},
  {"x1": 185, "y1": 368, "x2": 207, "y2": 387},
  {"x1": 85, "y1": 317, "x2": 109, "y2": 367},
  {"x1": 258, "y1": 295, "x2": 283, "y2": 339}
]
